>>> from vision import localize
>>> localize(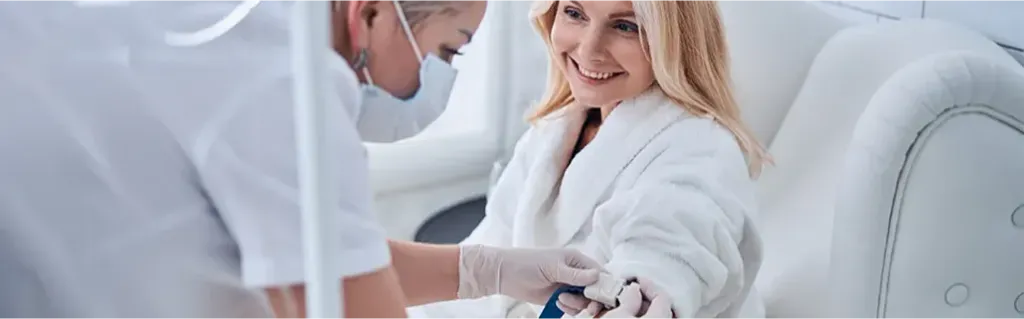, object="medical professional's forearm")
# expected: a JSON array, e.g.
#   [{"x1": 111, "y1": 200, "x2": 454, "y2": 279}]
[
  {"x1": 265, "y1": 266, "x2": 409, "y2": 318},
  {"x1": 387, "y1": 239, "x2": 461, "y2": 306}
]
